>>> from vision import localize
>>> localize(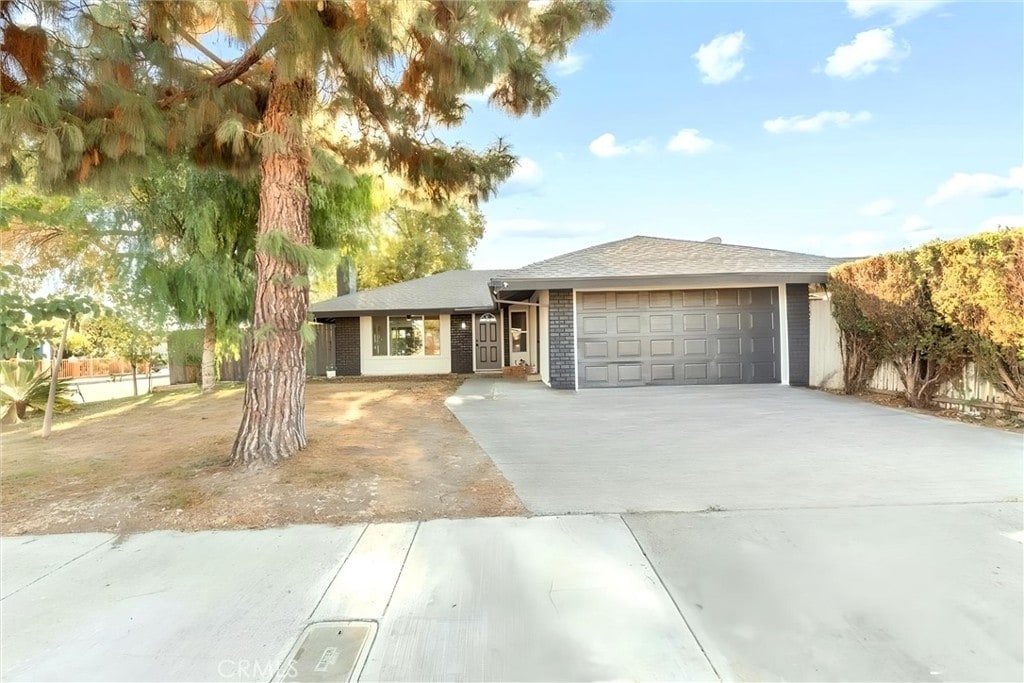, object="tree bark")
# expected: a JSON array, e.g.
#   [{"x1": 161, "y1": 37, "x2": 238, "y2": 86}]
[
  {"x1": 41, "y1": 317, "x2": 70, "y2": 438},
  {"x1": 201, "y1": 310, "x2": 217, "y2": 393},
  {"x1": 231, "y1": 74, "x2": 313, "y2": 466},
  {"x1": 131, "y1": 363, "x2": 138, "y2": 397}
]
